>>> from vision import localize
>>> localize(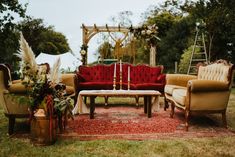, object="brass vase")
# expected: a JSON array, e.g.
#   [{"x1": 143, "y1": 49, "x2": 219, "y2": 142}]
[{"x1": 30, "y1": 109, "x2": 57, "y2": 146}]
